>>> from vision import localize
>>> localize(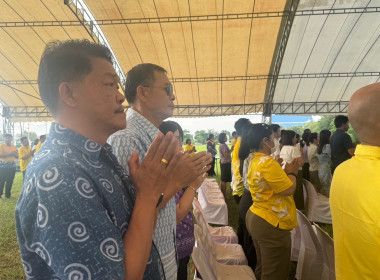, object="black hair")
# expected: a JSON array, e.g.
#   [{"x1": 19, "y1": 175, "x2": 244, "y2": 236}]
[
  {"x1": 207, "y1": 134, "x2": 214, "y2": 141},
  {"x1": 39, "y1": 135, "x2": 46, "y2": 140},
  {"x1": 301, "y1": 131, "x2": 311, "y2": 148},
  {"x1": 240, "y1": 123, "x2": 272, "y2": 156},
  {"x1": 3, "y1": 133, "x2": 12, "y2": 138},
  {"x1": 317, "y1": 130, "x2": 331, "y2": 154},
  {"x1": 33, "y1": 139, "x2": 39, "y2": 146},
  {"x1": 334, "y1": 115, "x2": 349, "y2": 128},
  {"x1": 281, "y1": 130, "x2": 296, "y2": 146},
  {"x1": 186, "y1": 139, "x2": 191, "y2": 144},
  {"x1": 38, "y1": 39, "x2": 113, "y2": 116},
  {"x1": 124, "y1": 63, "x2": 167, "y2": 104},
  {"x1": 20, "y1": 136, "x2": 28, "y2": 143},
  {"x1": 232, "y1": 131, "x2": 237, "y2": 137},
  {"x1": 270, "y1": 124, "x2": 280, "y2": 134},
  {"x1": 308, "y1": 133, "x2": 318, "y2": 144},
  {"x1": 218, "y1": 133, "x2": 227, "y2": 144},
  {"x1": 234, "y1": 118, "x2": 251, "y2": 136},
  {"x1": 159, "y1": 121, "x2": 183, "y2": 142}
]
